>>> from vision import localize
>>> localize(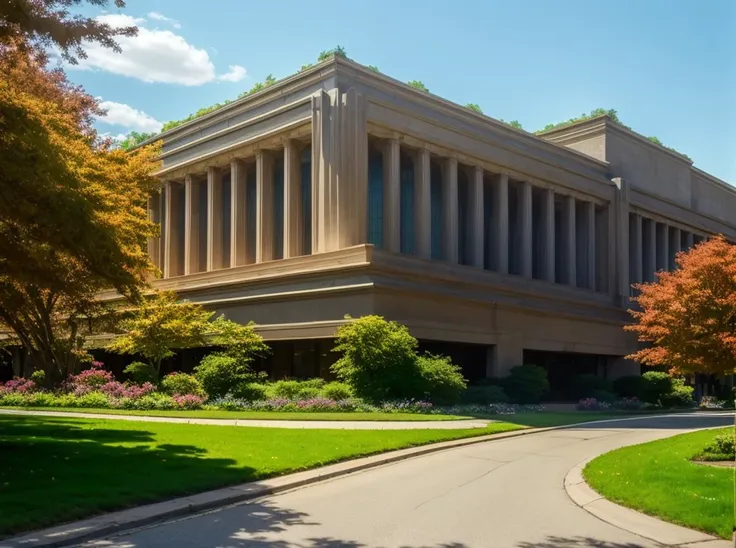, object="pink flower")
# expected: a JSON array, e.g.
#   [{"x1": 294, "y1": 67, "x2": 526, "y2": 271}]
[
  {"x1": 172, "y1": 394, "x2": 205, "y2": 409},
  {"x1": 0, "y1": 378, "x2": 36, "y2": 394}
]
